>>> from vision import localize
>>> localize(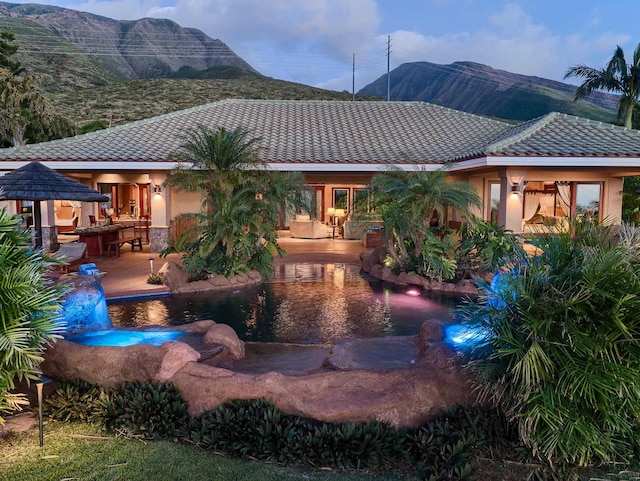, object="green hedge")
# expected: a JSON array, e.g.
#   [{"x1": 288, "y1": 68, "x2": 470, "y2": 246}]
[{"x1": 45, "y1": 380, "x2": 521, "y2": 480}]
